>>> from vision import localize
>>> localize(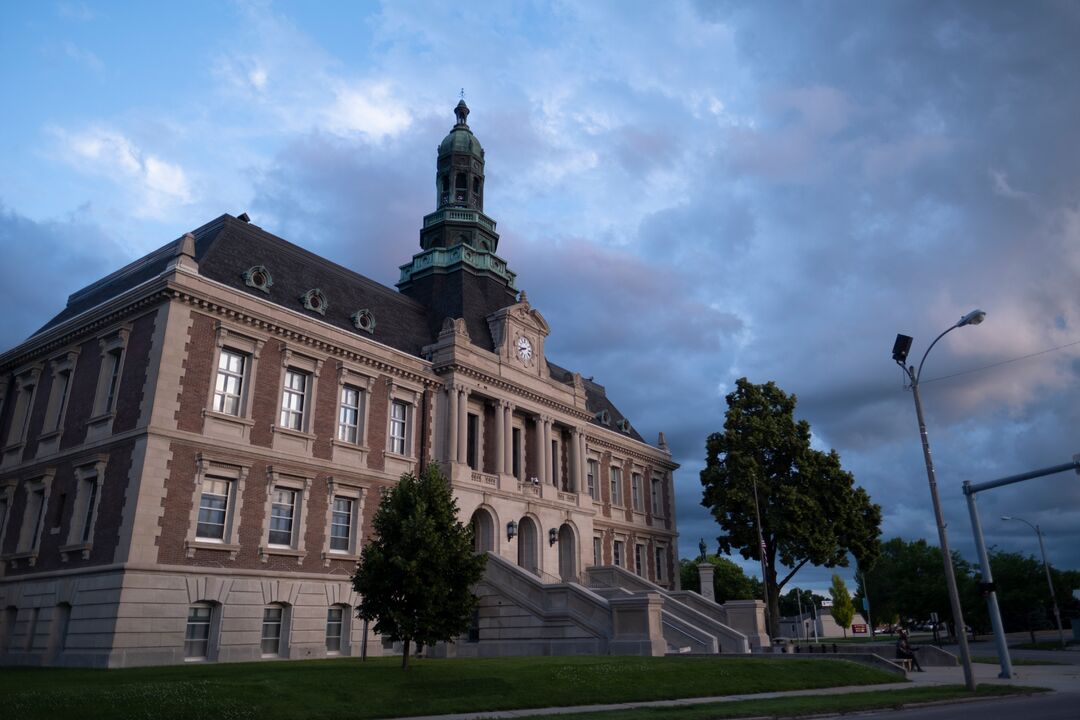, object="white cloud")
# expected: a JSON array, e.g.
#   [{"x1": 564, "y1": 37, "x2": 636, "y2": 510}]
[
  {"x1": 321, "y1": 82, "x2": 413, "y2": 140},
  {"x1": 62, "y1": 42, "x2": 104, "y2": 73},
  {"x1": 52, "y1": 127, "x2": 193, "y2": 216}
]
